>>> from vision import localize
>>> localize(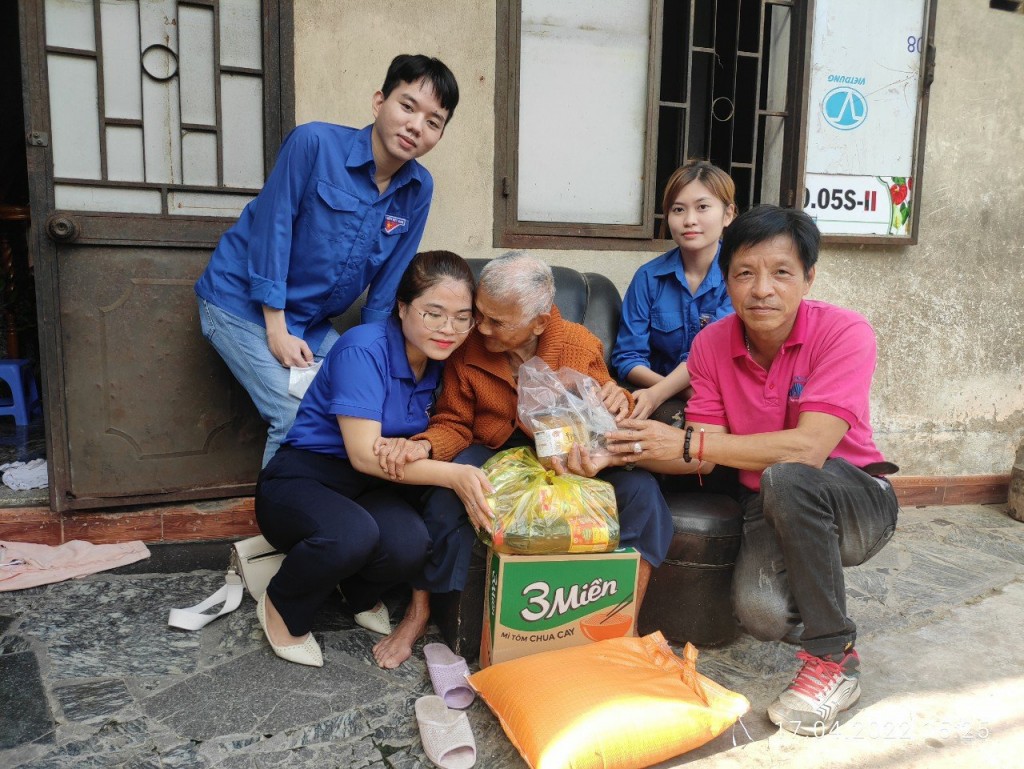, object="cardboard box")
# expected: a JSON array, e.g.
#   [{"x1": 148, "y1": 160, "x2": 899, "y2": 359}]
[{"x1": 480, "y1": 548, "x2": 639, "y2": 667}]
